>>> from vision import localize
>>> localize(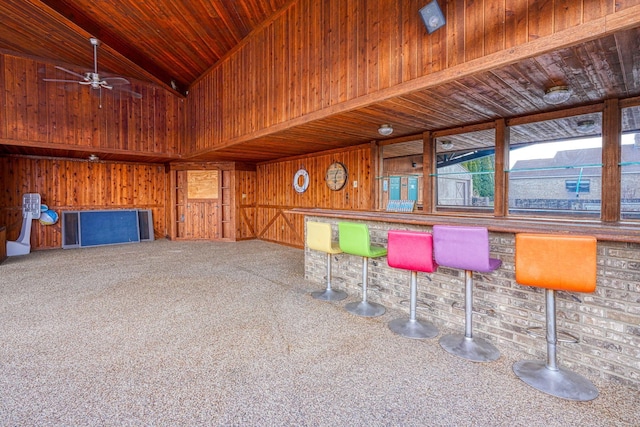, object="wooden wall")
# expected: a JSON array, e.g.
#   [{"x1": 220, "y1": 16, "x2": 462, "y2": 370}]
[
  {"x1": 0, "y1": 52, "x2": 185, "y2": 155},
  {"x1": 0, "y1": 155, "x2": 167, "y2": 249},
  {"x1": 256, "y1": 144, "x2": 373, "y2": 247},
  {"x1": 187, "y1": 0, "x2": 640, "y2": 154}
]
